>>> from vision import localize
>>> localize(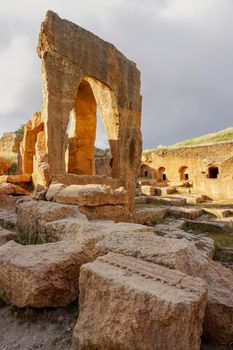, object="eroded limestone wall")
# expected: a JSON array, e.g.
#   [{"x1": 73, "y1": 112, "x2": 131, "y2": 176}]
[
  {"x1": 142, "y1": 143, "x2": 233, "y2": 199},
  {"x1": 0, "y1": 132, "x2": 22, "y2": 163}
]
